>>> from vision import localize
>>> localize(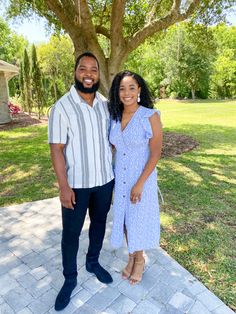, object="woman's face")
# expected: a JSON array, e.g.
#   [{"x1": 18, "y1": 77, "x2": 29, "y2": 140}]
[{"x1": 119, "y1": 76, "x2": 141, "y2": 108}]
